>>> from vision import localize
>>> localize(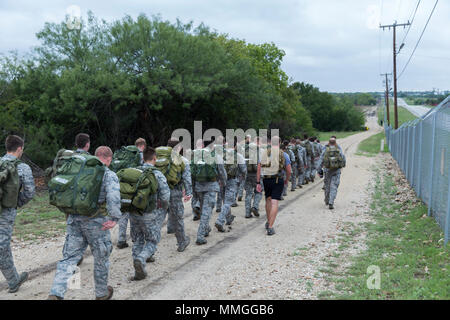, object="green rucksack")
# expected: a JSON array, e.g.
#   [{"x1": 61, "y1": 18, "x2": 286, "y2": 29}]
[
  {"x1": 155, "y1": 147, "x2": 185, "y2": 189},
  {"x1": 110, "y1": 146, "x2": 141, "y2": 172},
  {"x1": 45, "y1": 149, "x2": 77, "y2": 183},
  {"x1": 323, "y1": 145, "x2": 345, "y2": 170},
  {"x1": 117, "y1": 166, "x2": 158, "y2": 214},
  {"x1": 0, "y1": 159, "x2": 21, "y2": 211},
  {"x1": 224, "y1": 148, "x2": 239, "y2": 179},
  {"x1": 191, "y1": 149, "x2": 218, "y2": 182},
  {"x1": 245, "y1": 143, "x2": 258, "y2": 174},
  {"x1": 48, "y1": 154, "x2": 106, "y2": 216}
]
